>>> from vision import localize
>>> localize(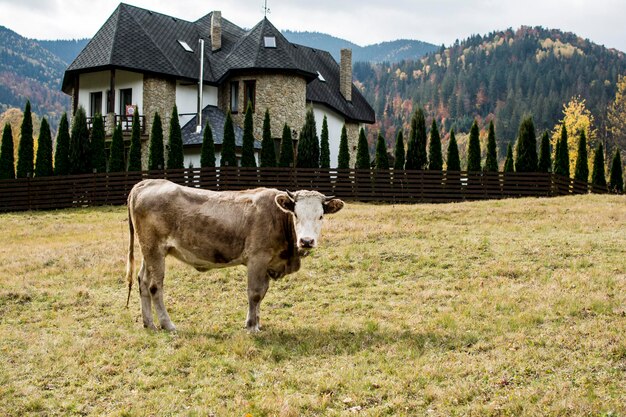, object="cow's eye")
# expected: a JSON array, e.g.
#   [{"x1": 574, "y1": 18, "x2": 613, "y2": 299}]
[{"x1": 319, "y1": 215, "x2": 323, "y2": 220}]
